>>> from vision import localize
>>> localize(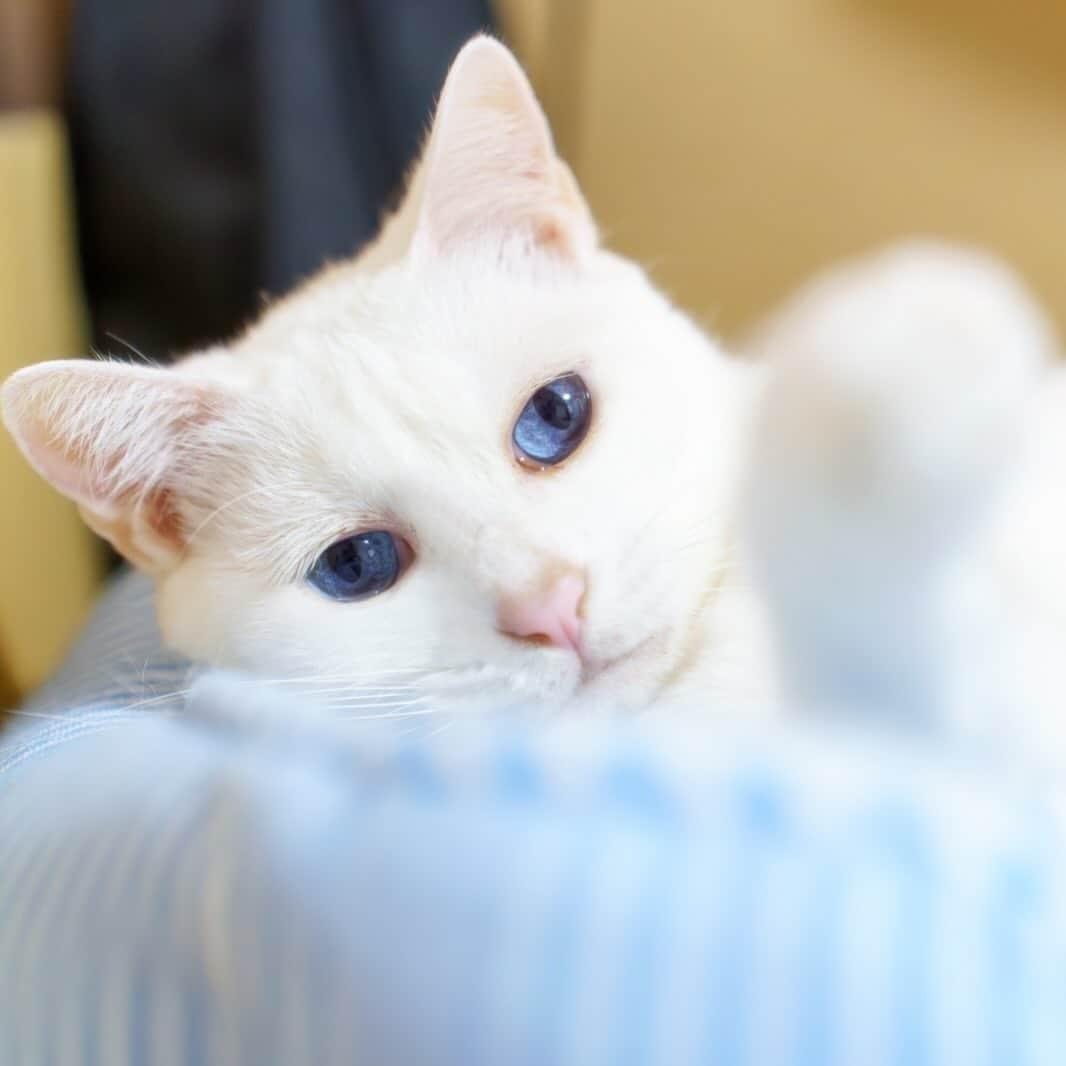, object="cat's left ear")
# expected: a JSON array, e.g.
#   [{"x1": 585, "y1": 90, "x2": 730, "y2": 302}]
[
  {"x1": 410, "y1": 35, "x2": 597, "y2": 262},
  {"x1": 1, "y1": 359, "x2": 244, "y2": 574}
]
